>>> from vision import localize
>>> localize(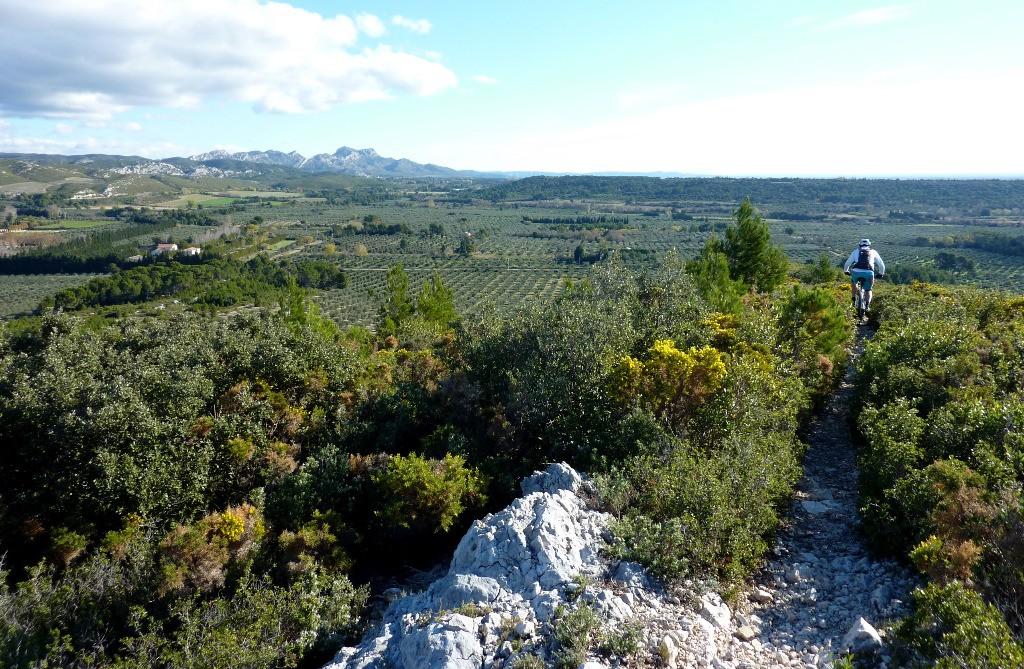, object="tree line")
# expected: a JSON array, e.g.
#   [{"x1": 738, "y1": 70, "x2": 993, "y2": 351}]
[
  {"x1": 476, "y1": 175, "x2": 1024, "y2": 209},
  {"x1": 37, "y1": 256, "x2": 346, "y2": 312},
  {"x1": 915, "y1": 230, "x2": 1024, "y2": 257}
]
